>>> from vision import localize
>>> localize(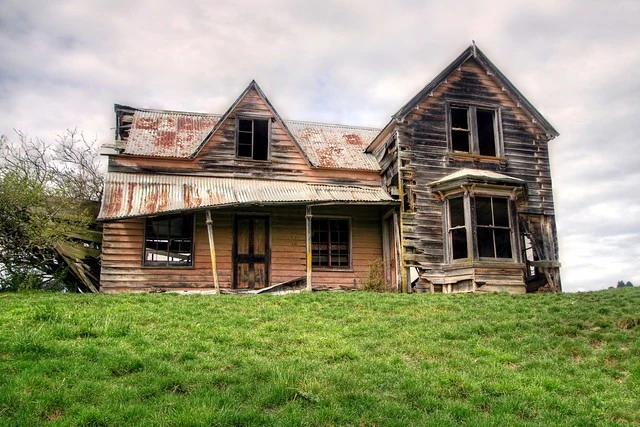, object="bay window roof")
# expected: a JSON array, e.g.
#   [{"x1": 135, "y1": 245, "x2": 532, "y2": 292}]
[{"x1": 430, "y1": 168, "x2": 526, "y2": 193}]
